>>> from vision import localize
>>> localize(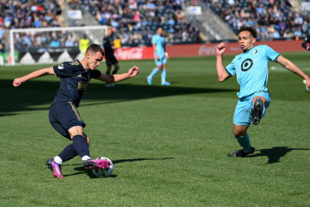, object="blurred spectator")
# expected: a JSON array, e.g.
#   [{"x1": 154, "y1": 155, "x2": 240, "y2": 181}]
[
  {"x1": 65, "y1": 35, "x2": 77, "y2": 47},
  {"x1": 0, "y1": 40, "x2": 5, "y2": 53},
  {"x1": 50, "y1": 37, "x2": 60, "y2": 48},
  {"x1": 0, "y1": 25, "x2": 6, "y2": 41}
]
